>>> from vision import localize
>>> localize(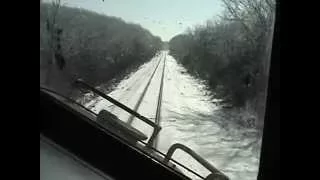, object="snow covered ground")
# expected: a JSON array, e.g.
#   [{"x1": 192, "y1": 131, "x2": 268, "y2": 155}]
[{"x1": 85, "y1": 51, "x2": 262, "y2": 180}]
